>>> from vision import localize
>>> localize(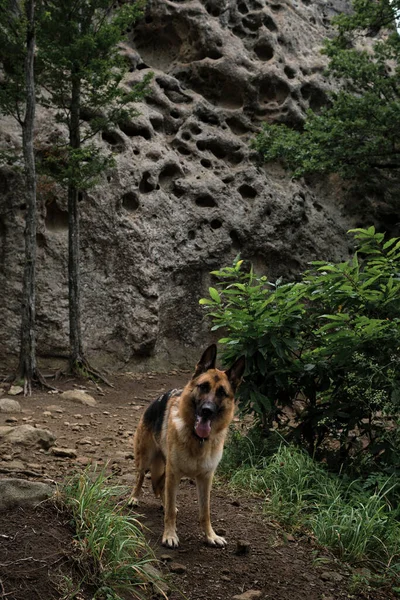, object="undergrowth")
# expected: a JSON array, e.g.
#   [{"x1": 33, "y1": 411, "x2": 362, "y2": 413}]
[
  {"x1": 219, "y1": 429, "x2": 400, "y2": 585},
  {"x1": 60, "y1": 468, "x2": 162, "y2": 600}
]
